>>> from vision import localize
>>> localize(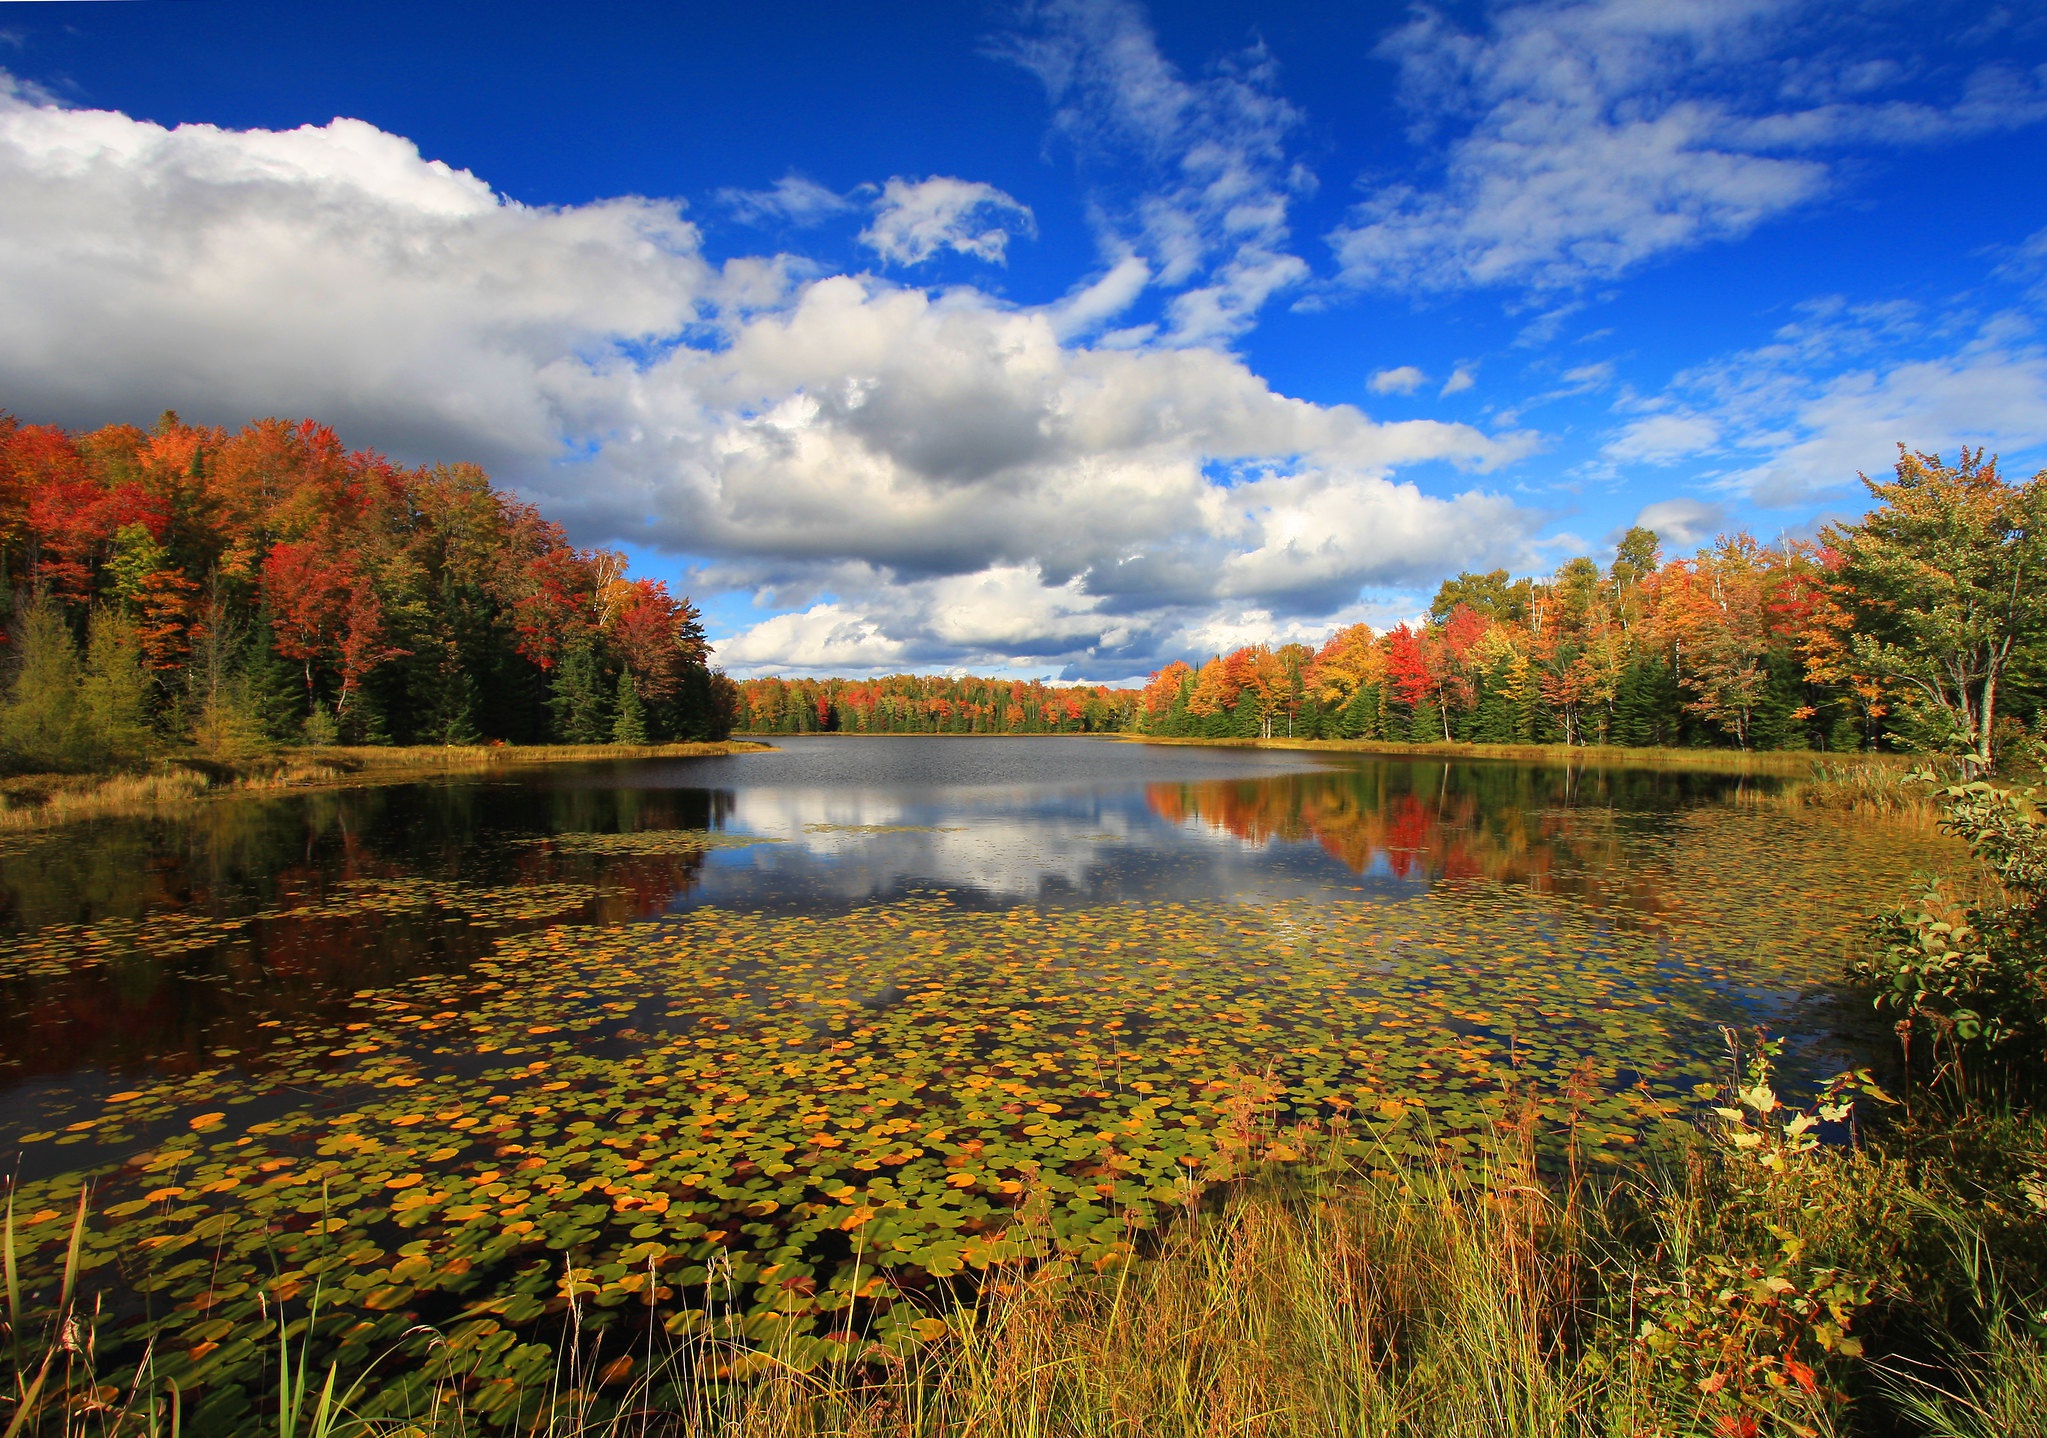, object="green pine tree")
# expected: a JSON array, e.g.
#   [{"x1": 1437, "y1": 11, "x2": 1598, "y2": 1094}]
[
  {"x1": 77, "y1": 609, "x2": 154, "y2": 767},
  {"x1": 548, "y1": 643, "x2": 611, "y2": 744},
  {"x1": 429, "y1": 644, "x2": 483, "y2": 746},
  {"x1": 1410, "y1": 695, "x2": 1443, "y2": 744},
  {"x1": 1230, "y1": 692, "x2": 1262, "y2": 737},
  {"x1": 0, "y1": 599, "x2": 85, "y2": 771},
  {"x1": 1340, "y1": 683, "x2": 1379, "y2": 740},
  {"x1": 1473, "y1": 663, "x2": 1517, "y2": 744},
  {"x1": 243, "y1": 607, "x2": 307, "y2": 742},
  {"x1": 613, "y1": 671, "x2": 649, "y2": 745}
]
